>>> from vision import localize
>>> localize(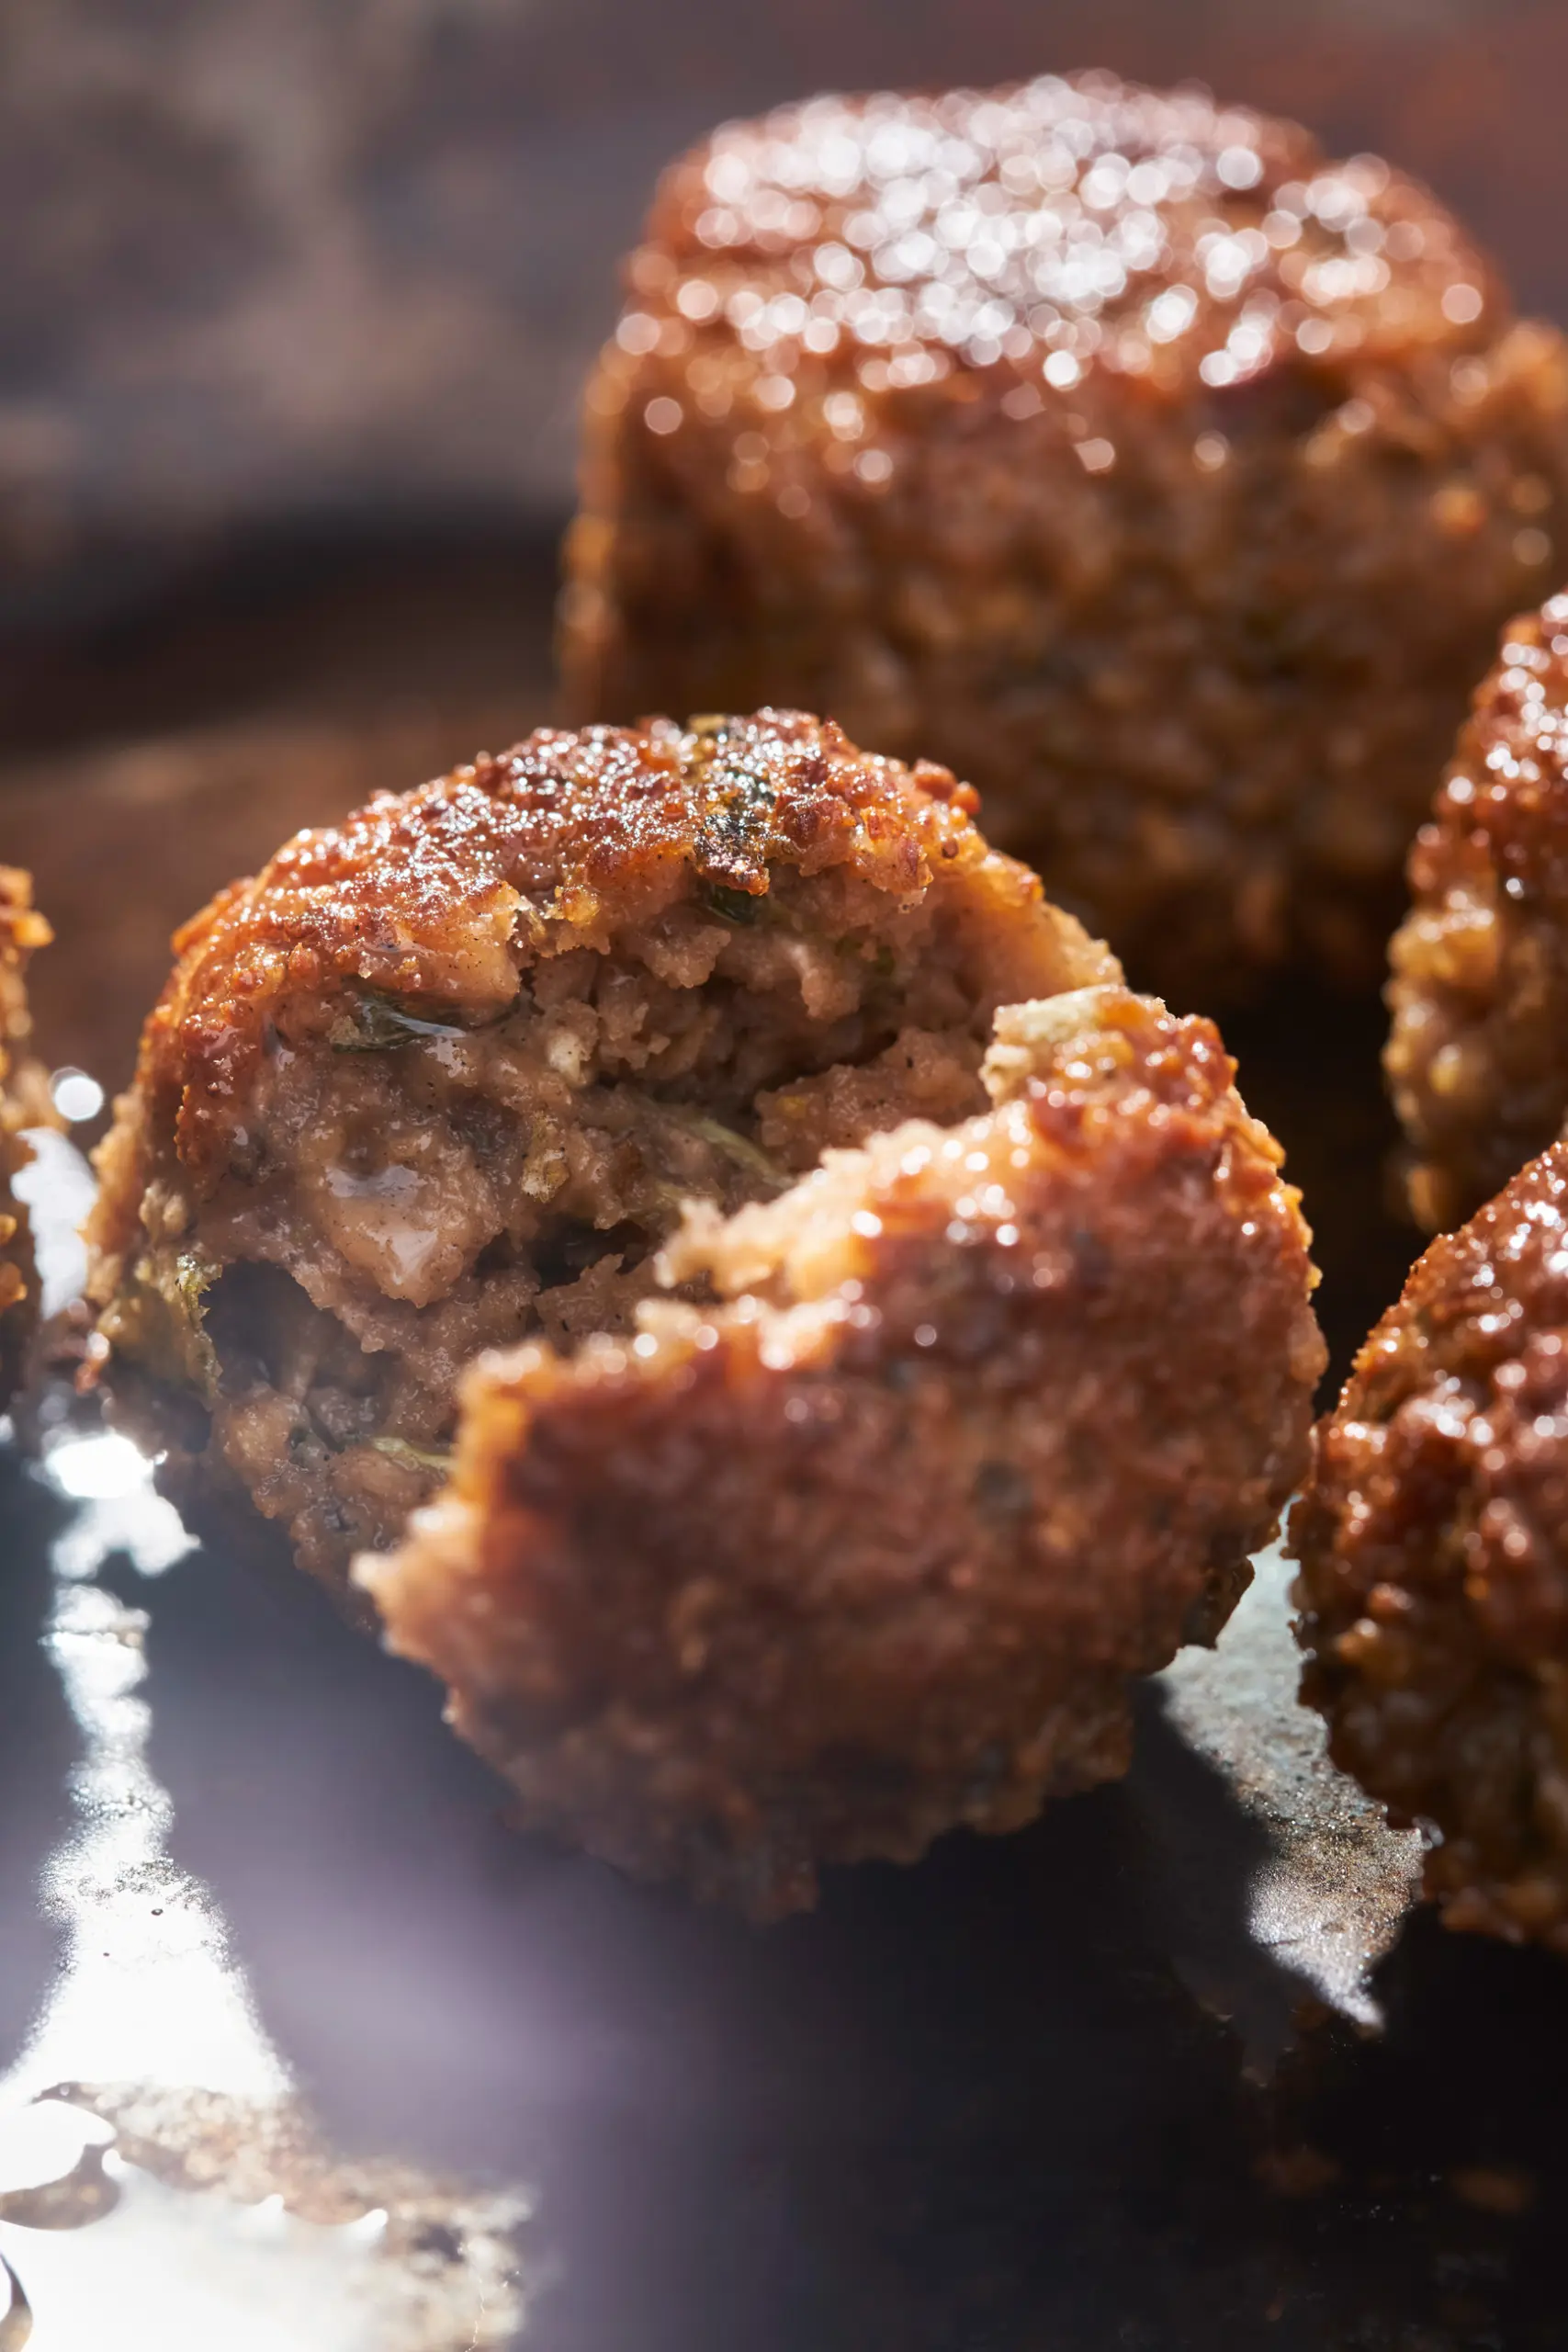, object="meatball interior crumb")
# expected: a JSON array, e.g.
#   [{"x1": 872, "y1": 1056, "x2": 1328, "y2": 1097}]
[
  {"x1": 1293, "y1": 1138, "x2": 1568, "y2": 1951},
  {"x1": 358, "y1": 988, "x2": 1324, "y2": 1917},
  {"x1": 0, "y1": 868, "x2": 53, "y2": 1392},
  {"x1": 86, "y1": 710, "x2": 1113, "y2": 1584},
  {"x1": 1389, "y1": 593, "x2": 1568, "y2": 1231},
  {"x1": 562, "y1": 70, "x2": 1568, "y2": 999}
]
